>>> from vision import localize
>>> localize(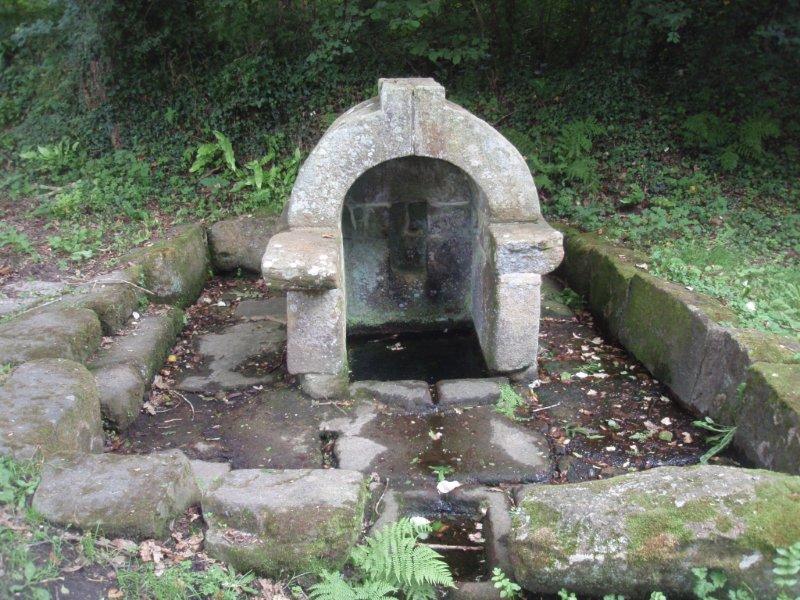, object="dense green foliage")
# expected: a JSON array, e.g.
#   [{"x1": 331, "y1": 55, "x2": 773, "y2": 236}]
[{"x1": 0, "y1": 0, "x2": 798, "y2": 336}]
